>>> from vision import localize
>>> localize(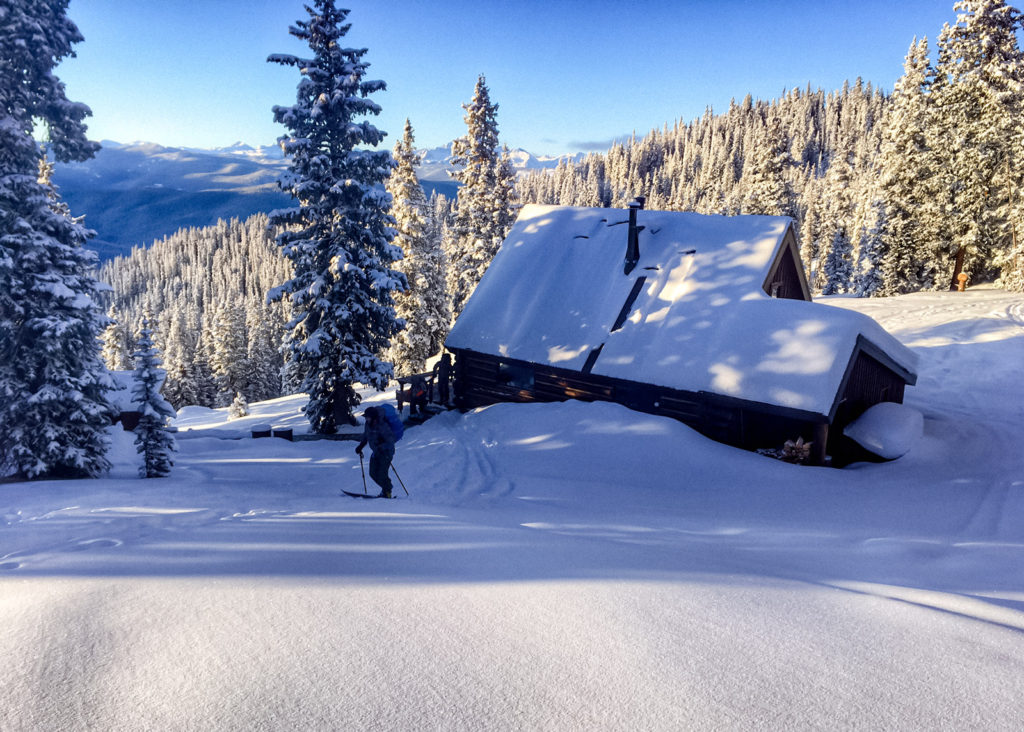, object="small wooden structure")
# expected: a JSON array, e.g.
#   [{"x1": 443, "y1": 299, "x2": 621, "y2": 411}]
[
  {"x1": 107, "y1": 370, "x2": 142, "y2": 431},
  {"x1": 445, "y1": 204, "x2": 917, "y2": 465}
]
